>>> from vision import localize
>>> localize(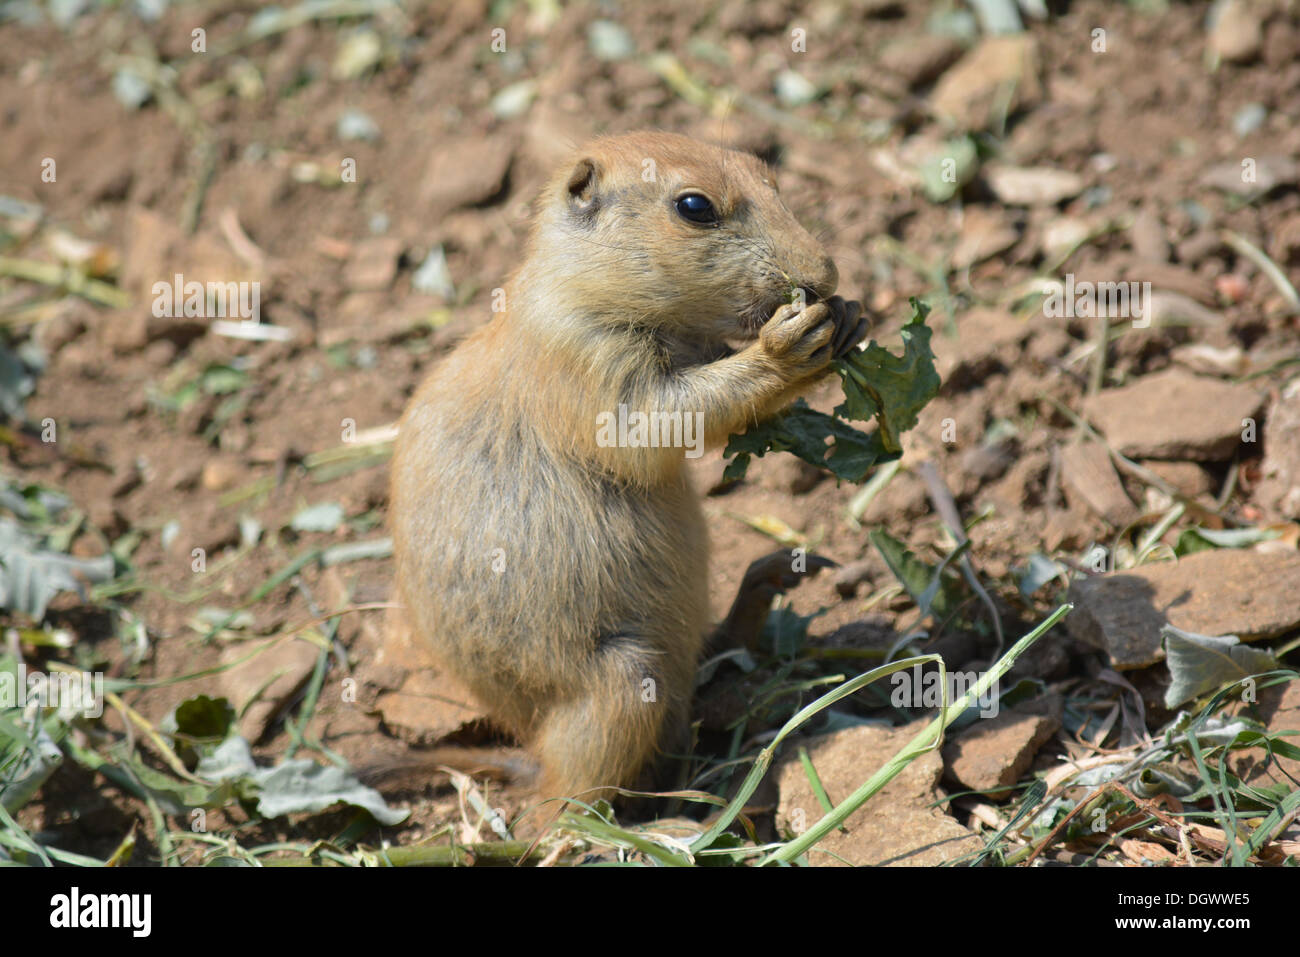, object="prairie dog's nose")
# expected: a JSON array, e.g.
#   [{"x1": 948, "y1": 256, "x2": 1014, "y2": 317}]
[{"x1": 800, "y1": 254, "x2": 838, "y2": 303}]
